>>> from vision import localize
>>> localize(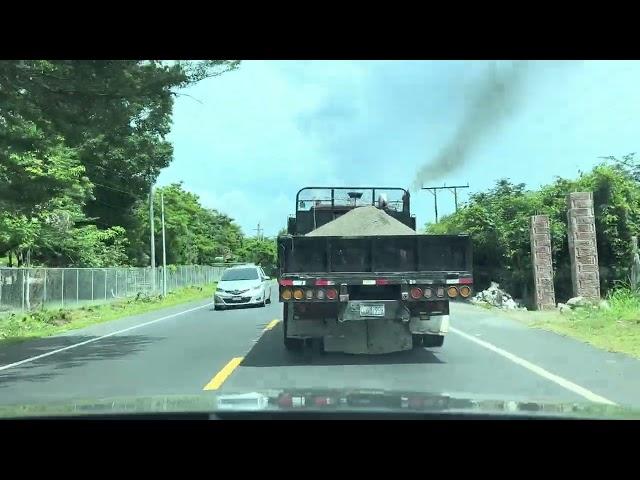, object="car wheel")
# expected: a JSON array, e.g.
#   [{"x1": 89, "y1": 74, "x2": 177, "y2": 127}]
[{"x1": 214, "y1": 305, "x2": 224, "y2": 311}]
